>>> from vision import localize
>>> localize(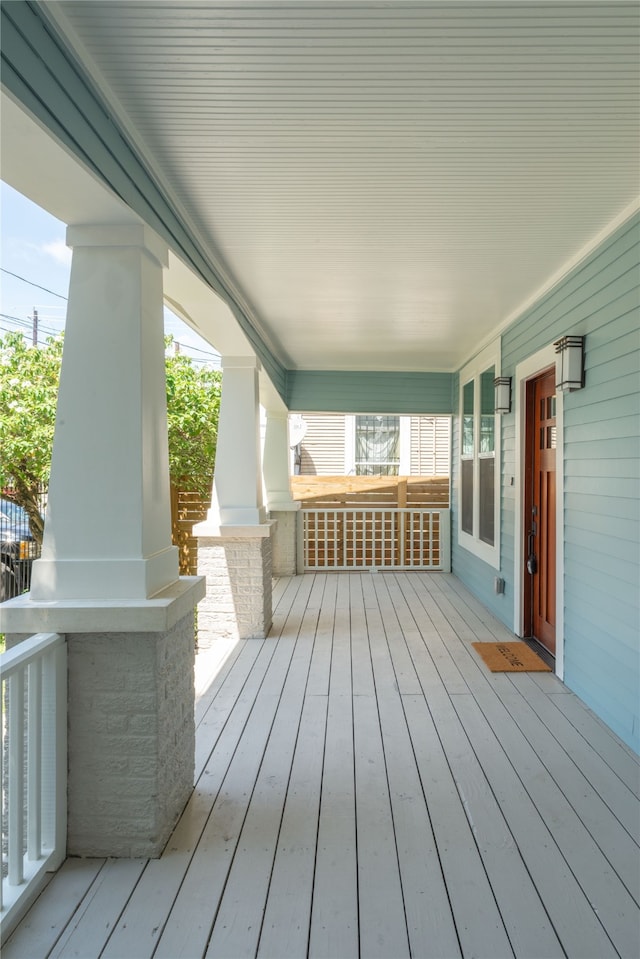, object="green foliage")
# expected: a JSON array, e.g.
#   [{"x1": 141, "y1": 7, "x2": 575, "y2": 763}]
[
  {"x1": 0, "y1": 331, "x2": 222, "y2": 540},
  {"x1": 0, "y1": 332, "x2": 62, "y2": 542},
  {"x1": 164, "y1": 339, "x2": 221, "y2": 496}
]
